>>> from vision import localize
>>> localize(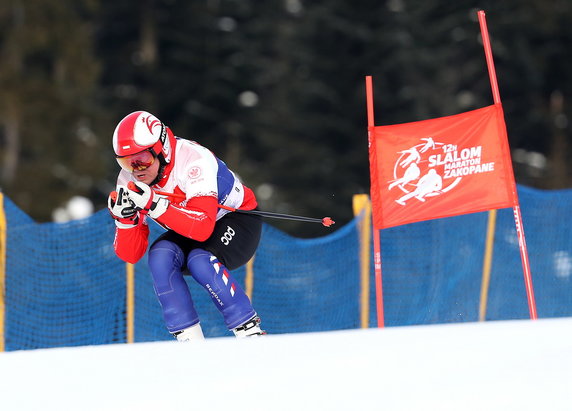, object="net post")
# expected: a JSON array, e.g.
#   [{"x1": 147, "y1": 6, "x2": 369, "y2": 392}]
[
  {"x1": 479, "y1": 209, "x2": 497, "y2": 321},
  {"x1": 0, "y1": 192, "x2": 6, "y2": 352},
  {"x1": 245, "y1": 255, "x2": 255, "y2": 300},
  {"x1": 353, "y1": 194, "x2": 371, "y2": 328}
]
